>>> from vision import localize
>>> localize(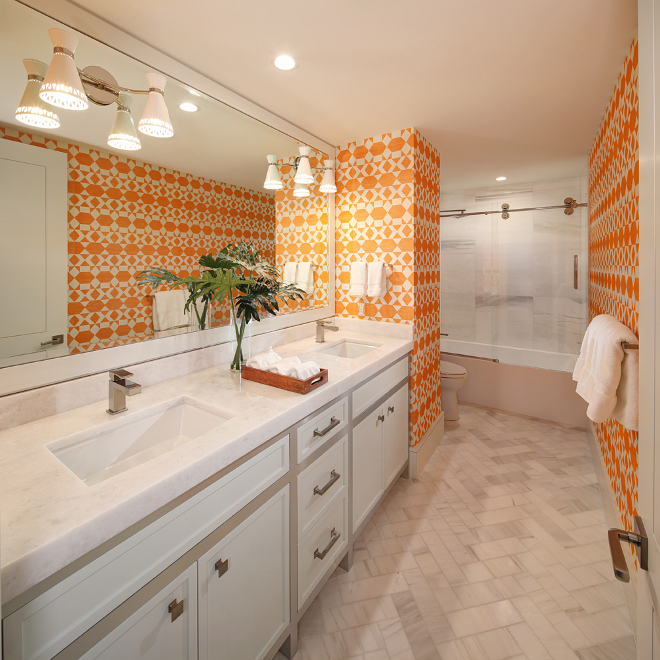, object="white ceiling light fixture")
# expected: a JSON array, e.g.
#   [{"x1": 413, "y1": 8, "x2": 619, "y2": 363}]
[
  {"x1": 139, "y1": 73, "x2": 174, "y2": 138},
  {"x1": 264, "y1": 154, "x2": 283, "y2": 190},
  {"x1": 496, "y1": 176, "x2": 507, "y2": 181},
  {"x1": 39, "y1": 28, "x2": 88, "y2": 110},
  {"x1": 179, "y1": 102, "x2": 199, "y2": 112},
  {"x1": 319, "y1": 159, "x2": 337, "y2": 194},
  {"x1": 293, "y1": 181, "x2": 310, "y2": 198},
  {"x1": 108, "y1": 93, "x2": 141, "y2": 151},
  {"x1": 294, "y1": 145, "x2": 314, "y2": 184},
  {"x1": 15, "y1": 59, "x2": 60, "y2": 129},
  {"x1": 274, "y1": 55, "x2": 296, "y2": 71}
]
